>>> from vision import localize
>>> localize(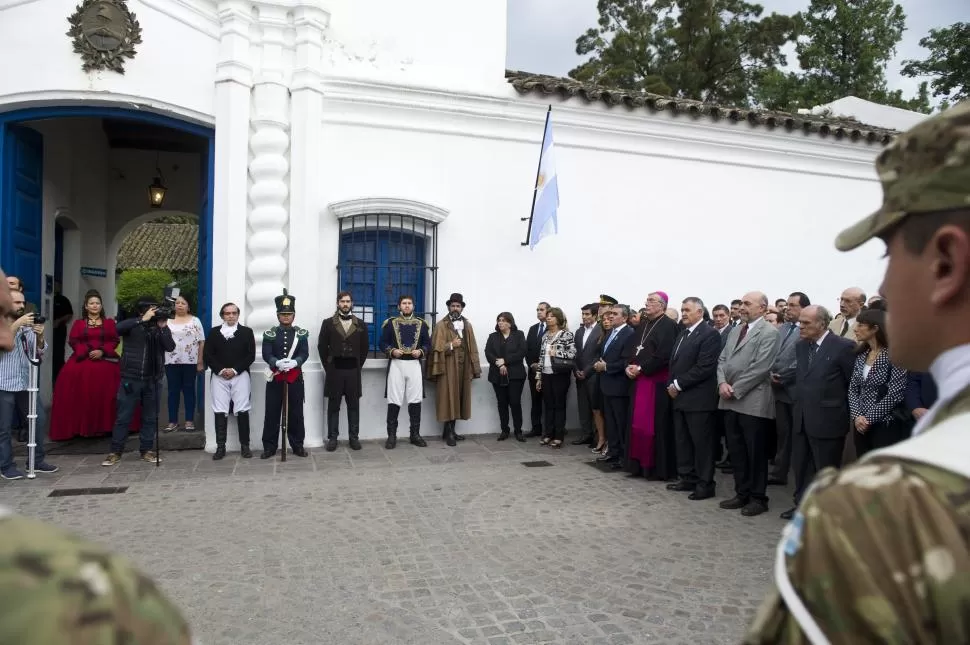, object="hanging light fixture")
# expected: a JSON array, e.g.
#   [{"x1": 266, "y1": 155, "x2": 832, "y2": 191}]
[{"x1": 148, "y1": 153, "x2": 167, "y2": 208}]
